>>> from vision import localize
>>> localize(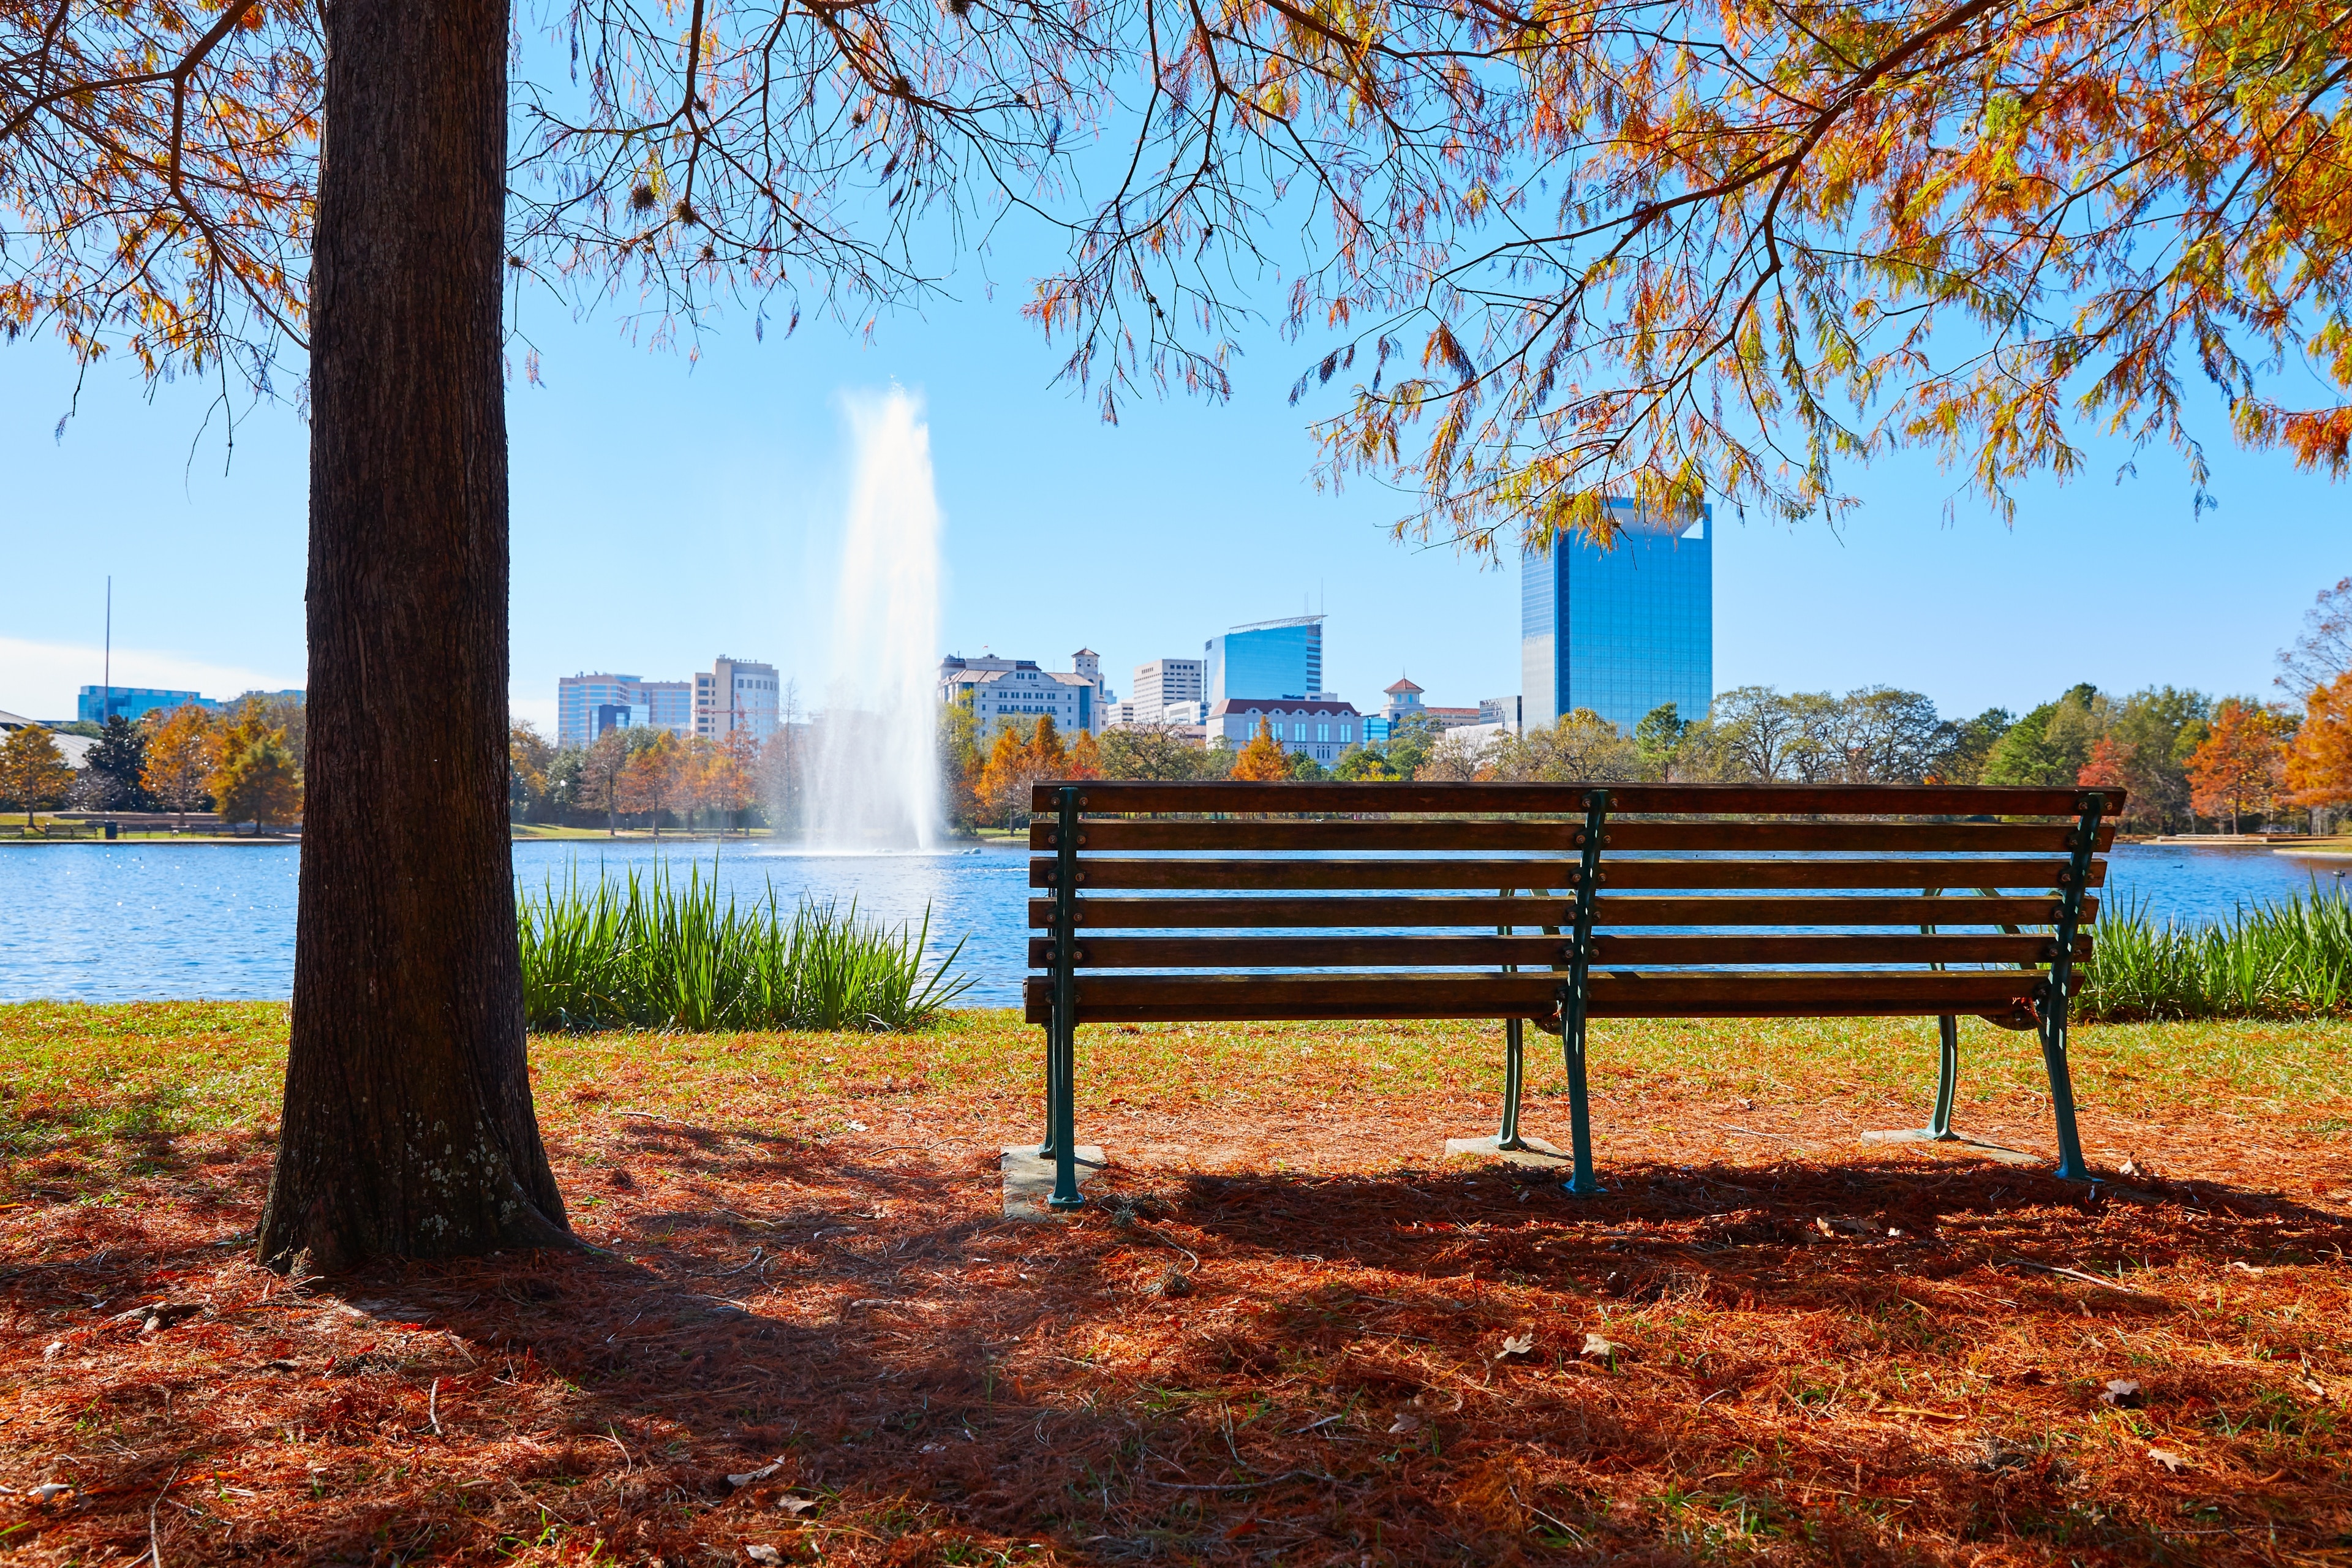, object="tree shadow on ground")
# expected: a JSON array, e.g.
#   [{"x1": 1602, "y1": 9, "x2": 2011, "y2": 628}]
[{"x1": 7, "y1": 1115, "x2": 2351, "y2": 1566}]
